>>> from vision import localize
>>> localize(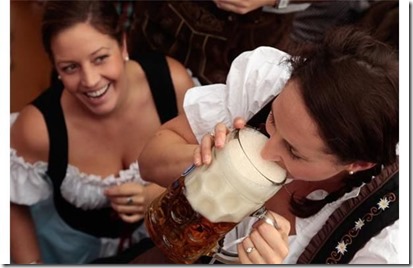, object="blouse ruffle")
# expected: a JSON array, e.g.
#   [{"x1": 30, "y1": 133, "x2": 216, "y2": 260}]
[
  {"x1": 61, "y1": 161, "x2": 147, "y2": 210},
  {"x1": 10, "y1": 149, "x2": 51, "y2": 205},
  {"x1": 11, "y1": 148, "x2": 148, "y2": 209}
]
